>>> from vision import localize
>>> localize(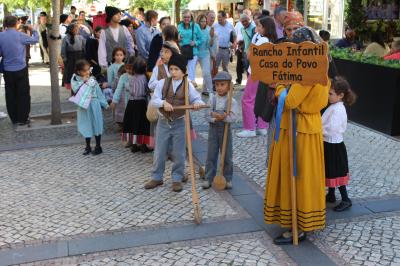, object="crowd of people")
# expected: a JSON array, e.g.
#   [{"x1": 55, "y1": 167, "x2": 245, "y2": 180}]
[{"x1": 1, "y1": 4, "x2": 373, "y2": 245}]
